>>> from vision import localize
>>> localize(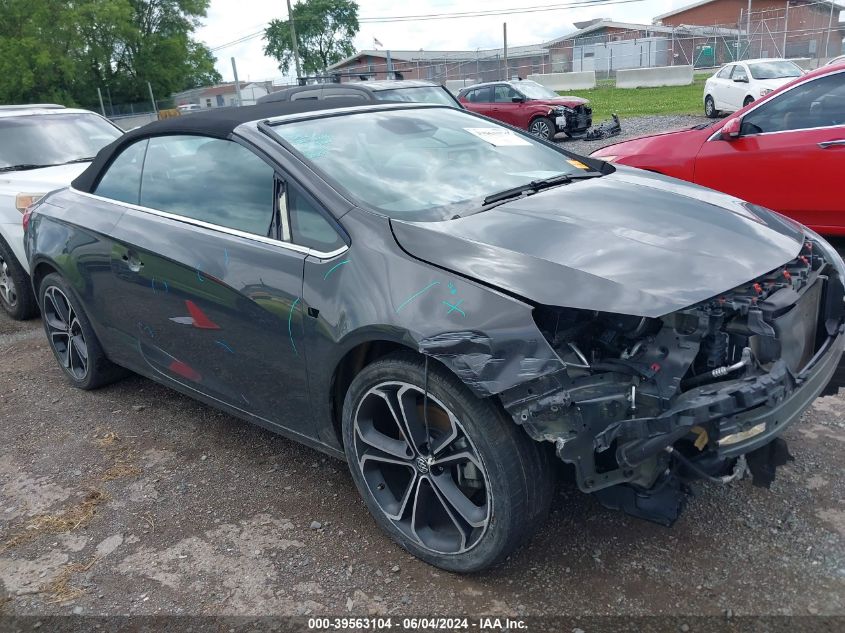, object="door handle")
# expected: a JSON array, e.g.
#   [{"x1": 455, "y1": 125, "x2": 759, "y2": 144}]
[{"x1": 818, "y1": 139, "x2": 845, "y2": 149}]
